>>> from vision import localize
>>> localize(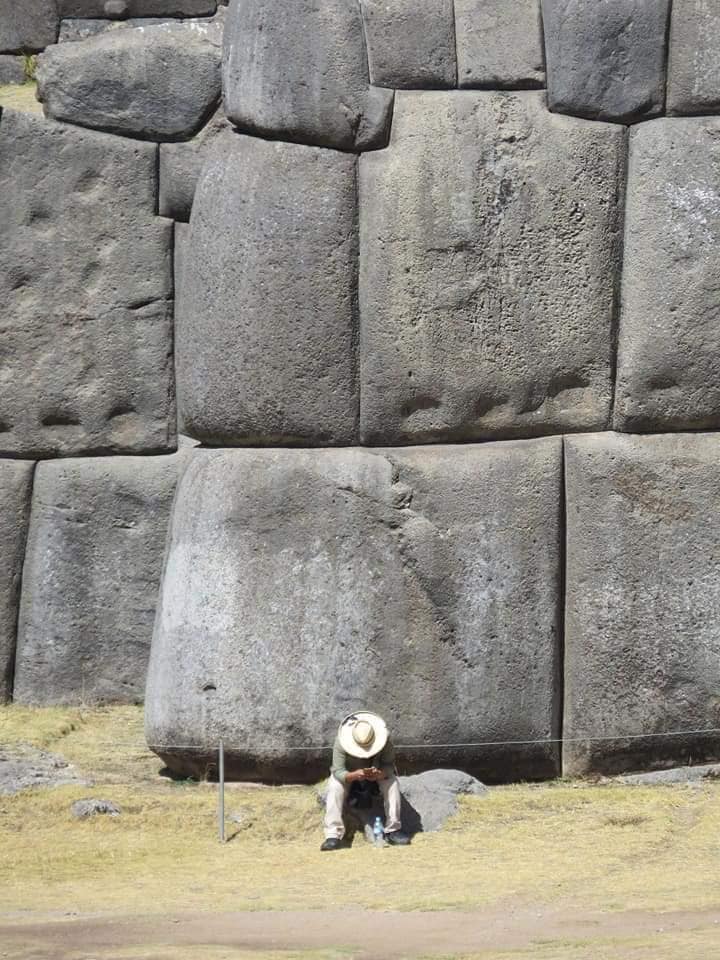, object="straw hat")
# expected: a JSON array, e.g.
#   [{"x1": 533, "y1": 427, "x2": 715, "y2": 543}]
[{"x1": 338, "y1": 712, "x2": 388, "y2": 759}]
